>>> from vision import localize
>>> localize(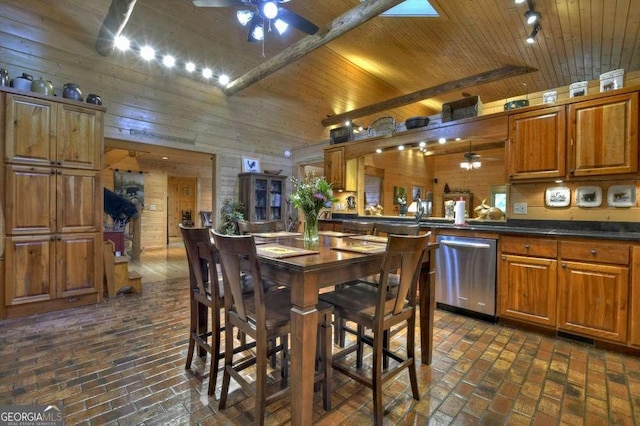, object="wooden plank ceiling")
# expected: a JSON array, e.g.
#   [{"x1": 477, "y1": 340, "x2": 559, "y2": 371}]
[{"x1": 122, "y1": 0, "x2": 640, "y2": 121}]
